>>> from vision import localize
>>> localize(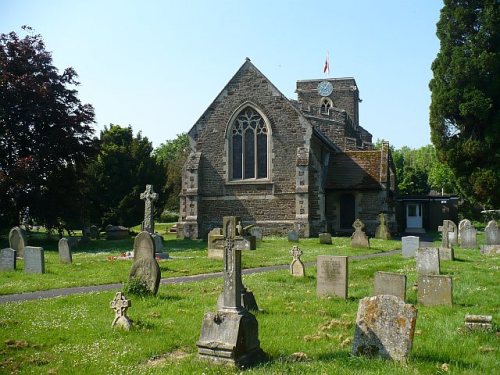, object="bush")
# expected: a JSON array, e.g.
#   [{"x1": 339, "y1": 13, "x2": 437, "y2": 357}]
[
  {"x1": 122, "y1": 277, "x2": 151, "y2": 297},
  {"x1": 159, "y1": 210, "x2": 179, "y2": 223}
]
